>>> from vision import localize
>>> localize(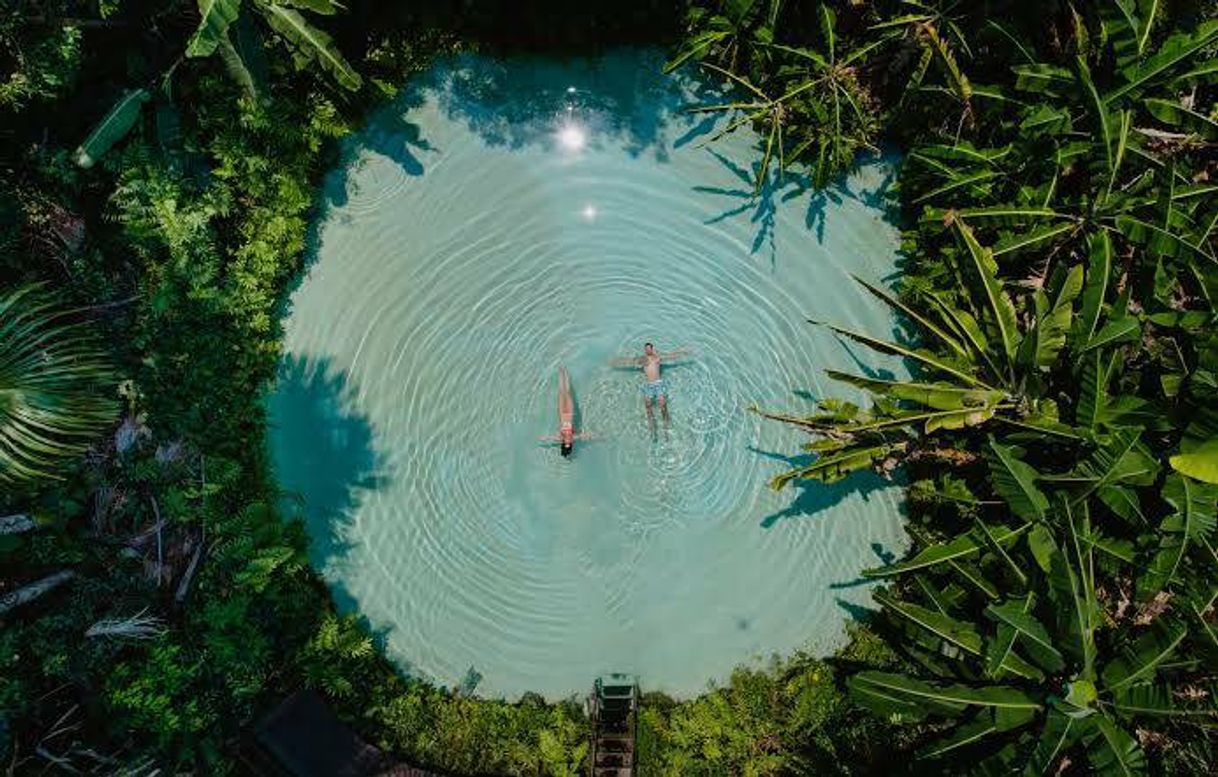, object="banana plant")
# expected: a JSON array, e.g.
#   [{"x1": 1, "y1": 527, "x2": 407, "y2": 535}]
[
  {"x1": 906, "y1": 9, "x2": 1218, "y2": 279},
  {"x1": 0, "y1": 286, "x2": 117, "y2": 484},
  {"x1": 851, "y1": 491, "x2": 1214, "y2": 773},
  {"x1": 680, "y1": 3, "x2": 883, "y2": 191},
  {"x1": 870, "y1": 0, "x2": 974, "y2": 110},
  {"x1": 75, "y1": 0, "x2": 360, "y2": 168},
  {"x1": 757, "y1": 218, "x2": 1095, "y2": 488},
  {"x1": 664, "y1": 0, "x2": 784, "y2": 74}
]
